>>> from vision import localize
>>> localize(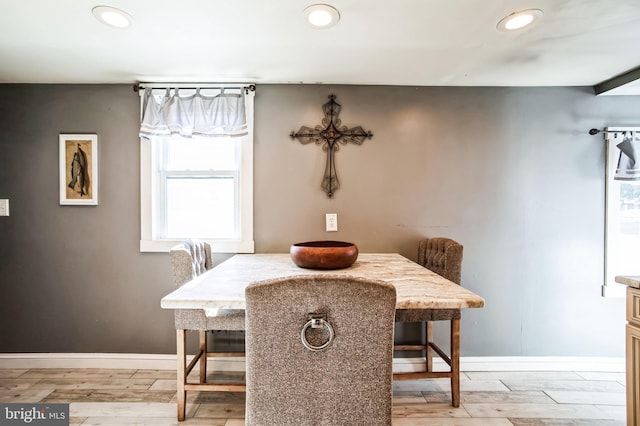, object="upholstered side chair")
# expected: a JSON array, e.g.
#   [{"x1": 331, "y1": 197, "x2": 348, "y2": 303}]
[
  {"x1": 169, "y1": 239, "x2": 245, "y2": 421},
  {"x1": 394, "y1": 237, "x2": 463, "y2": 407},
  {"x1": 245, "y1": 275, "x2": 397, "y2": 426}
]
